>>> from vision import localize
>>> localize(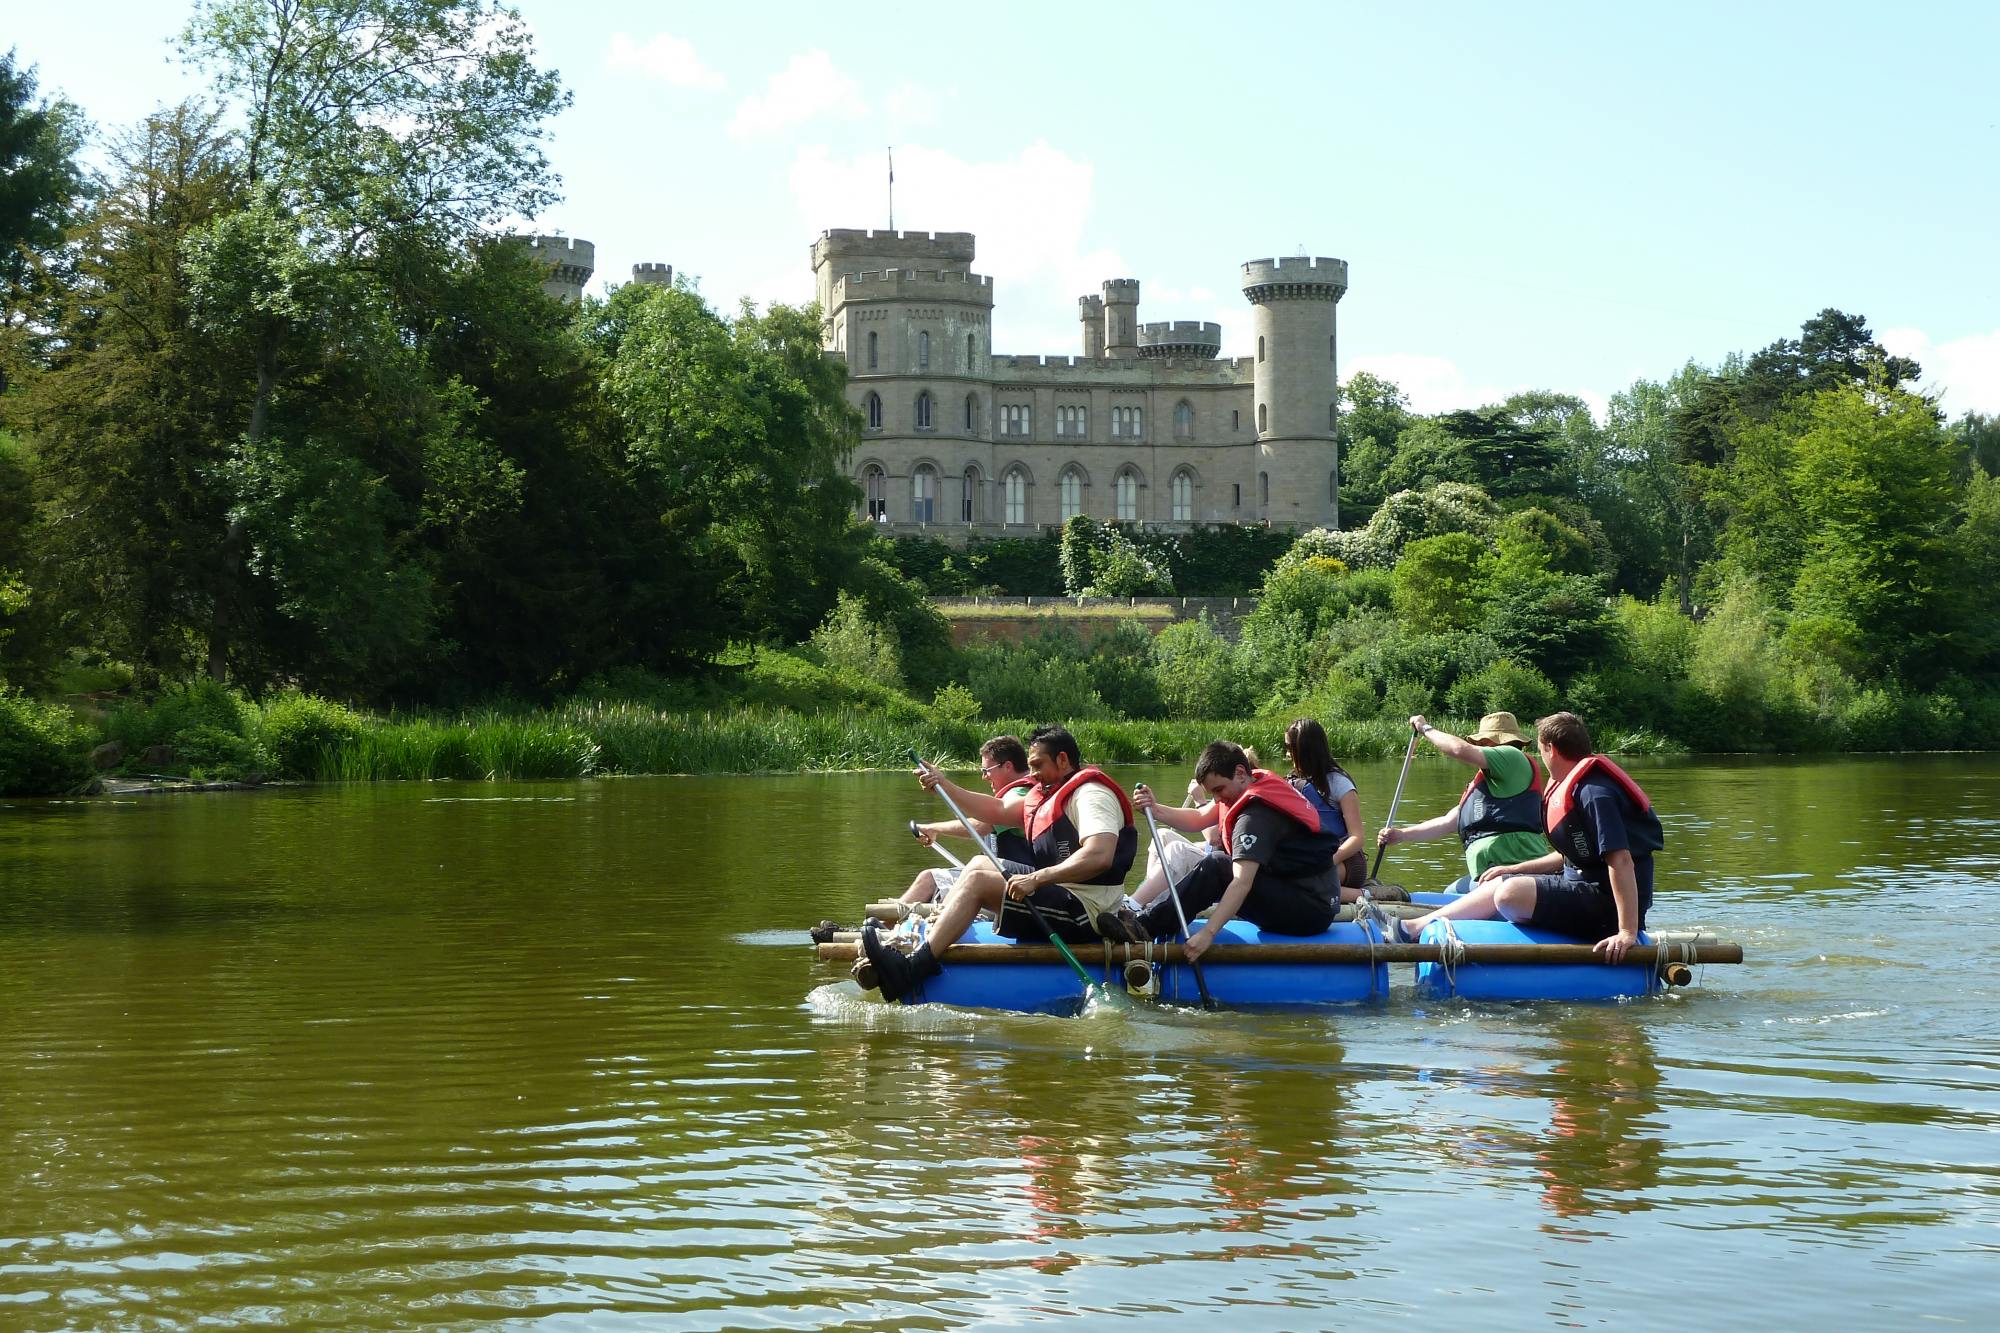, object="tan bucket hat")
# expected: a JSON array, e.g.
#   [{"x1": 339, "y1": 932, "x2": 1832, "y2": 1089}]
[{"x1": 1467, "y1": 711, "x2": 1531, "y2": 746}]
